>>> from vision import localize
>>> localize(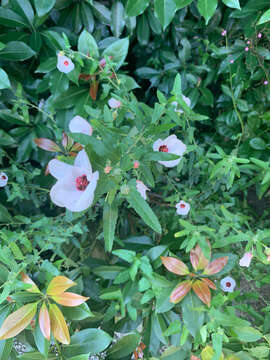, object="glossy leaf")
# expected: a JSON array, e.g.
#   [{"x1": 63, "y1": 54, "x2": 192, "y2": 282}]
[
  {"x1": 78, "y1": 30, "x2": 99, "y2": 58},
  {"x1": 49, "y1": 304, "x2": 70, "y2": 344},
  {"x1": 192, "y1": 280, "x2": 211, "y2": 307},
  {"x1": 0, "y1": 8, "x2": 28, "y2": 27},
  {"x1": 170, "y1": 280, "x2": 192, "y2": 303},
  {"x1": 0, "y1": 302, "x2": 37, "y2": 339},
  {"x1": 103, "y1": 200, "x2": 118, "y2": 252},
  {"x1": 126, "y1": 0, "x2": 150, "y2": 16},
  {"x1": 20, "y1": 272, "x2": 41, "y2": 293},
  {"x1": 0, "y1": 41, "x2": 35, "y2": 61},
  {"x1": 201, "y1": 278, "x2": 216, "y2": 290},
  {"x1": 33, "y1": 0, "x2": 56, "y2": 17},
  {"x1": 258, "y1": 9, "x2": 270, "y2": 25},
  {"x1": 47, "y1": 276, "x2": 76, "y2": 296},
  {"x1": 51, "y1": 292, "x2": 89, "y2": 307},
  {"x1": 111, "y1": 1, "x2": 125, "y2": 38},
  {"x1": 107, "y1": 333, "x2": 140, "y2": 359},
  {"x1": 11, "y1": 0, "x2": 34, "y2": 27},
  {"x1": 89, "y1": 80, "x2": 99, "y2": 100},
  {"x1": 203, "y1": 256, "x2": 228, "y2": 275},
  {"x1": 222, "y1": 0, "x2": 240, "y2": 9},
  {"x1": 161, "y1": 256, "x2": 190, "y2": 275},
  {"x1": 34, "y1": 314, "x2": 49, "y2": 357},
  {"x1": 39, "y1": 303, "x2": 50, "y2": 341},
  {"x1": 181, "y1": 291, "x2": 205, "y2": 337},
  {"x1": 154, "y1": 0, "x2": 177, "y2": 30},
  {"x1": 174, "y1": 0, "x2": 193, "y2": 9},
  {"x1": 190, "y1": 243, "x2": 210, "y2": 271},
  {"x1": 102, "y1": 38, "x2": 129, "y2": 70},
  {"x1": 0, "y1": 69, "x2": 10, "y2": 90},
  {"x1": 34, "y1": 138, "x2": 61, "y2": 152},
  {"x1": 197, "y1": 0, "x2": 217, "y2": 24},
  {"x1": 126, "y1": 186, "x2": 161, "y2": 234}
]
